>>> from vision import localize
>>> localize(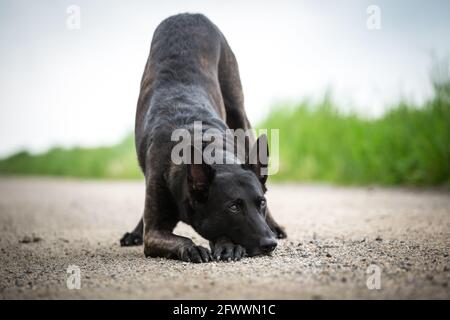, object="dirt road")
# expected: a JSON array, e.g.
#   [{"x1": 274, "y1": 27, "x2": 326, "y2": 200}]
[{"x1": 0, "y1": 177, "x2": 449, "y2": 299}]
